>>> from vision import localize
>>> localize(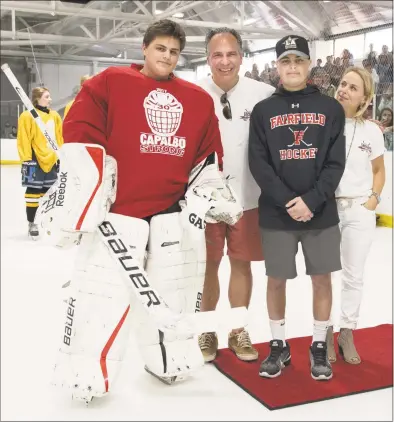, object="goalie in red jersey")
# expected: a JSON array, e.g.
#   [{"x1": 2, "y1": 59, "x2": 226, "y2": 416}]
[{"x1": 37, "y1": 19, "x2": 243, "y2": 403}]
